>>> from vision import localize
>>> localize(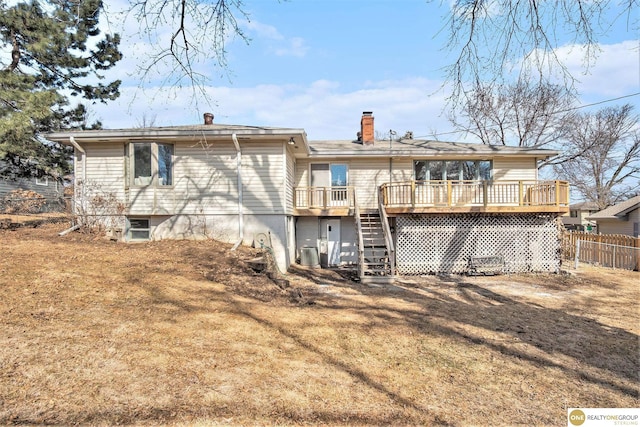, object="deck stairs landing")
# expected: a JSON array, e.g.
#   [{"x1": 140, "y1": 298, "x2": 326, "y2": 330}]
[{"x1": 358, "y1": 210, "x2": 394, "y2": 284}]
